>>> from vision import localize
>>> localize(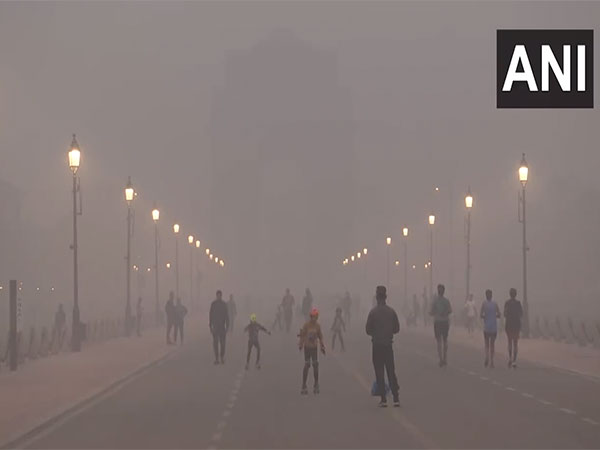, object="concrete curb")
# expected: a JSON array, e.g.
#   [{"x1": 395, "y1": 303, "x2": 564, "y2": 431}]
[{"x1": 0, "y1": 346, "x2": 179, "y2": 449}]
